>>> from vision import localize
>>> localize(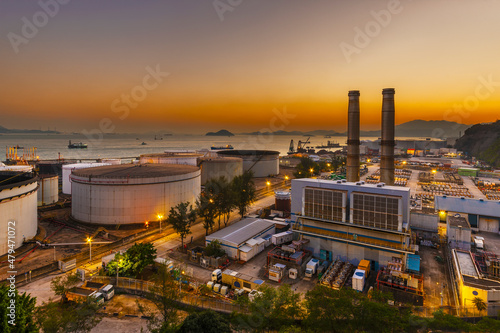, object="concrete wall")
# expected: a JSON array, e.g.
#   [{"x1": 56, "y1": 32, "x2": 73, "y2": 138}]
[
  {"x1": 410, "y1": 212, "x2": 438, "y2": 232},
  {"x1": 0, "y1": 182, "x2": 38, "y2": 255}
]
